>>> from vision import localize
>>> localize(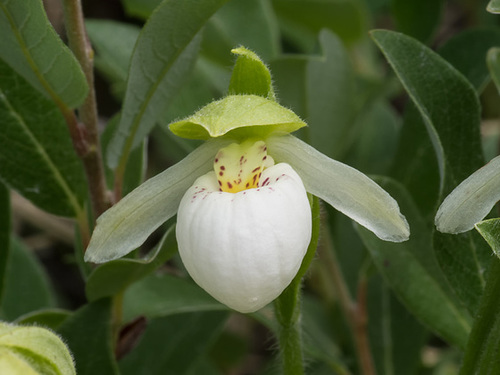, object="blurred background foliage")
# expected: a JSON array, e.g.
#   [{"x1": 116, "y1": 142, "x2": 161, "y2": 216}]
[{"x1": 3, "y1": 0, "x2": 500, "y2": 374}]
